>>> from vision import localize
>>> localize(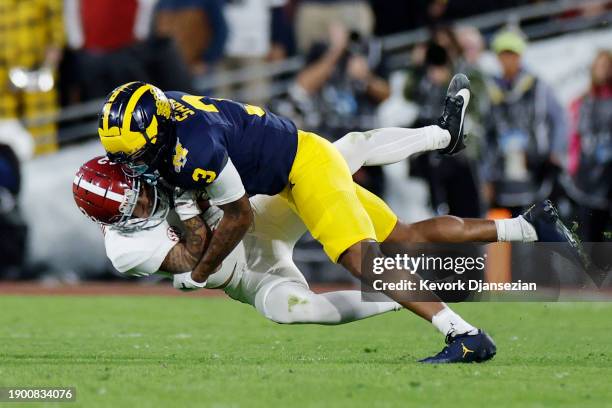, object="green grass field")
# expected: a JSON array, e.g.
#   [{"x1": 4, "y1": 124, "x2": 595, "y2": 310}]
[{"x1": 0, "y1": 296, "x2": 611, "y2": 408}]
